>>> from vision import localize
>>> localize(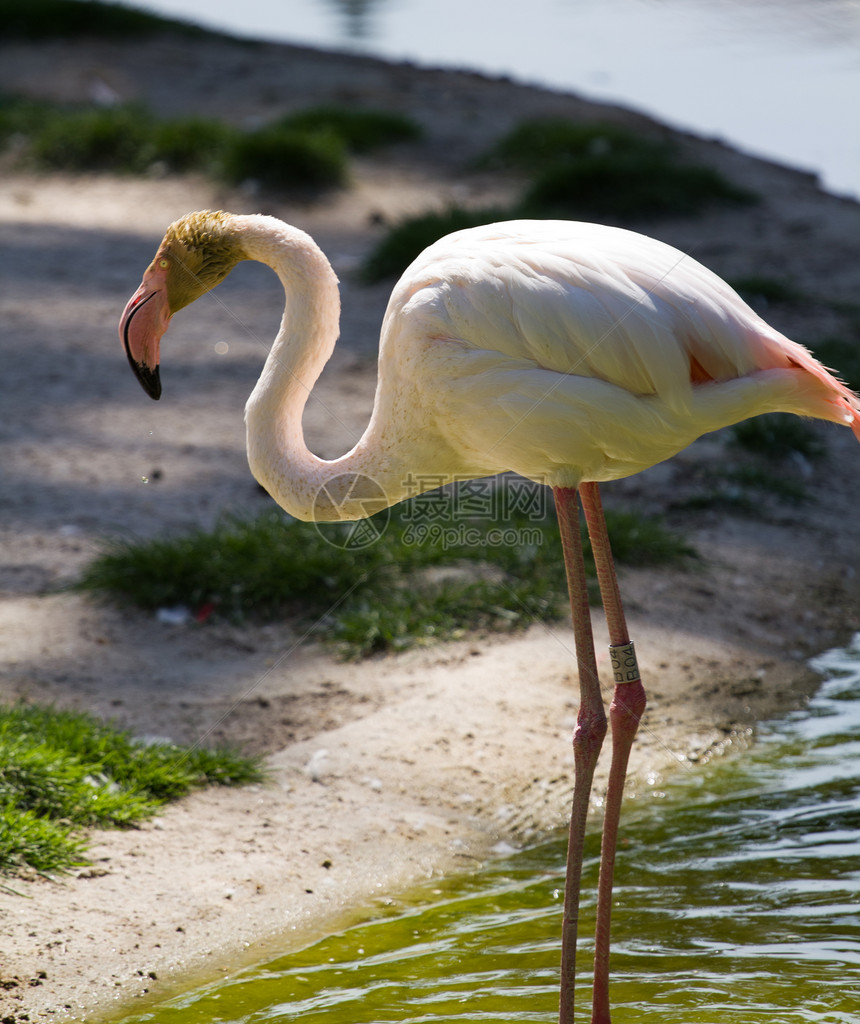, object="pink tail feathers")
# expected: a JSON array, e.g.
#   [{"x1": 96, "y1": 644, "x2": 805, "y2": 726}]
[{"x1": 772, "y1": 333, "x2": 860, "y2": 441}]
